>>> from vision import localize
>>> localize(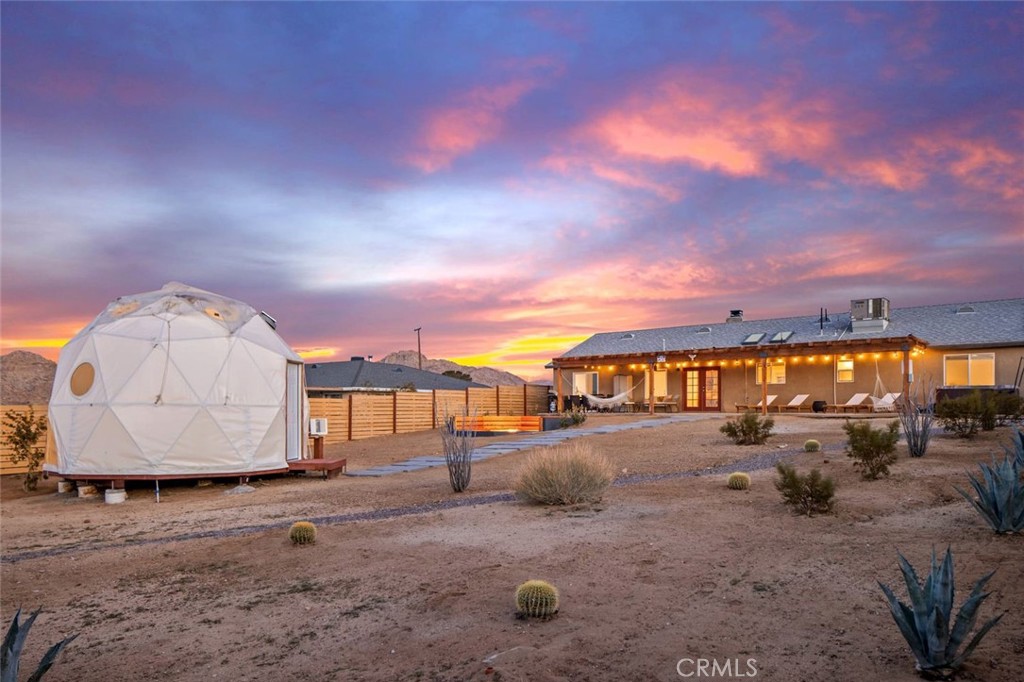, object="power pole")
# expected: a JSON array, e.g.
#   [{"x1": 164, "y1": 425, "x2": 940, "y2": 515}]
[{"x1": 413, "y1": 327, "x2": 422, "y2": 370}]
